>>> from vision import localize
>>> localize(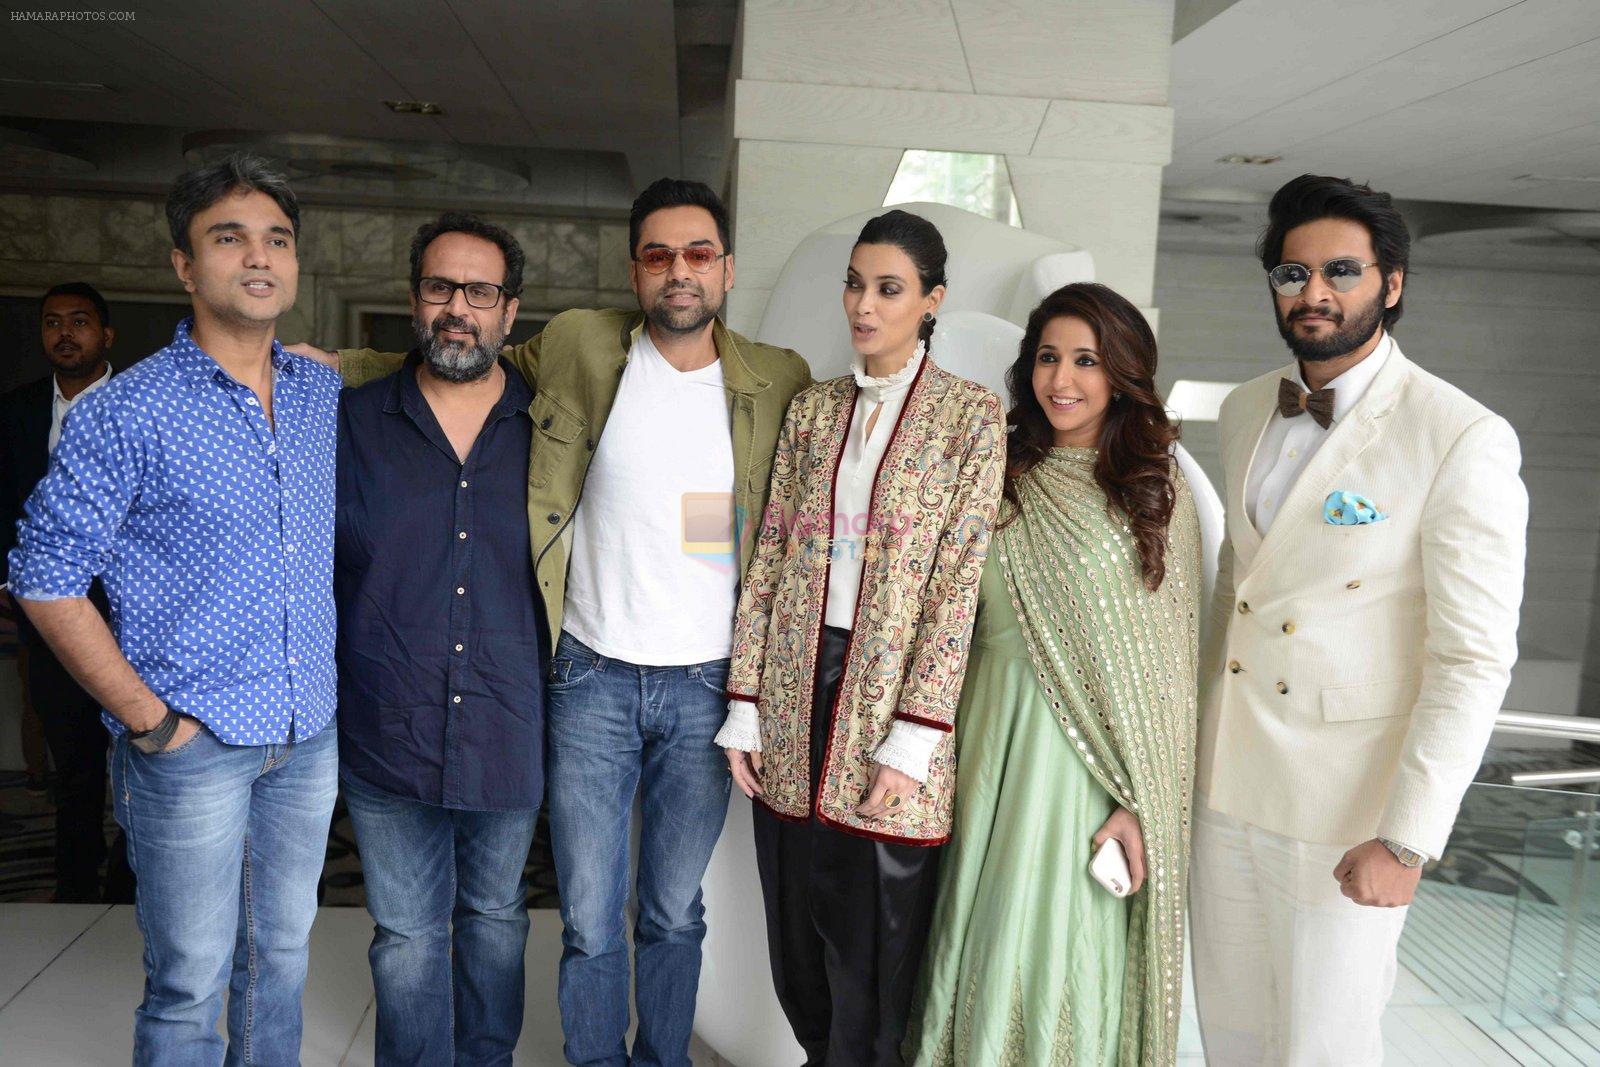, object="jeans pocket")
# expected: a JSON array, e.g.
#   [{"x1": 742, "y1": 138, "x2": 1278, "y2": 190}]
[
  {"x1": 548, "y1": 657, "x2": 598, "y2": 692},
  {"x1": 692, "y1": 663, "x2": 730, "y2": 697},
  {"x1": 146, "y1": 721, "x2": 209, "y2": 758}
]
